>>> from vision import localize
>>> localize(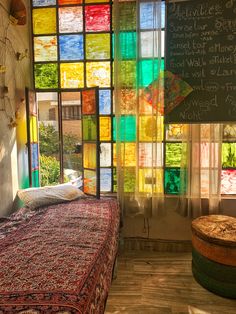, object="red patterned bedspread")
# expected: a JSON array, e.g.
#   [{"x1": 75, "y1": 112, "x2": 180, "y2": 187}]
[{"x1": 0, "y1": 198, "x2": 119, "y2": 313}]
